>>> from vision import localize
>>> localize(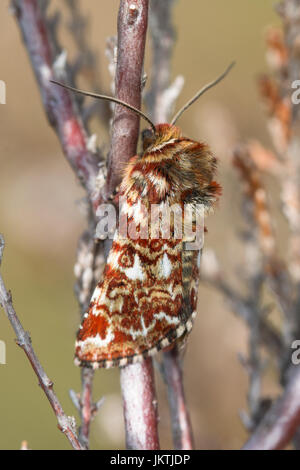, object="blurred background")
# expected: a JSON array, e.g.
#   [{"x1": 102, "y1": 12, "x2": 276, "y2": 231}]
[{"x1": 0, "y1": 0, "x2": 280, "y2": 450}]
